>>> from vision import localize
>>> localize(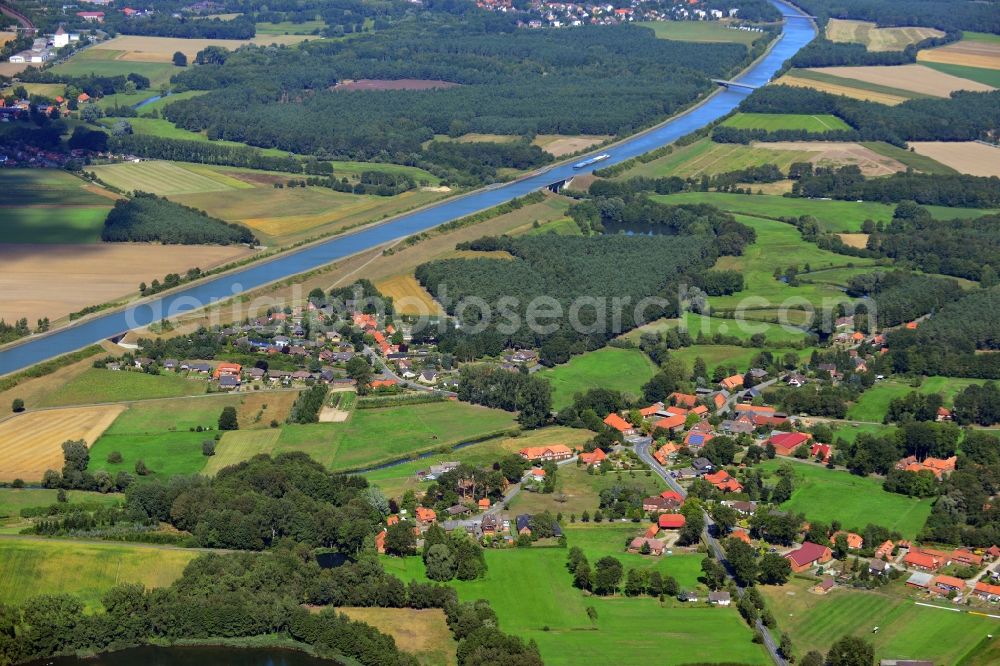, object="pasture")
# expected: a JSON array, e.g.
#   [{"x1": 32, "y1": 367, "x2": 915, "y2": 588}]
[
  {"x1": 753, "y1": 141, "x2": 906, "y2": 177},
  {"x1": 847, "y1": 376, "x2": 981, "y2": 422},
  {"x1": 508, "y1": 462, "x2": 666, "y2": 517},
  {"x1": 39, "y1": 369, "x2": 208, "y2": 407},
  {"x1": 0, "y1": 537, "x2": 196, "y2": 610},
  {"x1": 919, "y1": 62, "x2": 1000, "y2": 88},
  {"x1": 256, "y1": 19, "x2": 327, "y2": 35},
  {"x1": 0, "y1": 170, "x2": 114, "y2": 244},
  {"x1": 621, "y1": 312, "x2": 808, "y2": 346},
  {"x1": 0, "y1": 488, "x2": 121, "y2": 520},
  {"x1": 537, "y1": 347, "x2": 659, "y2": 410},
  {"x1": 564, "y1": 525, "x2": 705, "y2": 589},
  {"x1": 639, "y1": 20, "x2": 763, "y2": 46},
  {"x1": 203, "y1": 429, "x2": 282, "y2": 475},
  {"x1": 618, "y1": 137, "x2": 818, "y2": 179},
  {"x1": 382, "y1": 547, "x2": 768, "y2": 666},
  {"x1": 337, "y1": 608, "x2": 456, "y2": 666},
  {"x1": 826, "y1": 19, "x2": 944, "y2": 52},
  {"x1": 0, "y1": 242, "x2": 253, "y2": 324},
  {"x1": 758, "y1": 459, "x2": 934, "y2": 539},
  {"x1": 0, "y1": 405, "x2": 124, "y2": 482},
  {"x1": 808, "y1": 65, "x2": 994, "y2": 97},
  {"x1": 50, "y1": 49, "x2": 177, "y2": 89},
  {"x1": 90, "y1": 160, "x2": 257, "y2": 196},
  {"x1": 362, "y1": 426, "x2": 592, "y2": 498},
  {"x1": 669, "y1": 344, "x2": 811, "y2": 377},
  {"x1": 909, "y1": 142, "x2": 1000, "y2": 178},
  {"x1": 762, "y1": 577, "x2": 997, "y2": 663},
  {"x1": 90, "y1": 430, "x2": 217, "y2": 478},
  {"x1": 721, "y1": 112, "x2": 850, "y2": 132}
]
